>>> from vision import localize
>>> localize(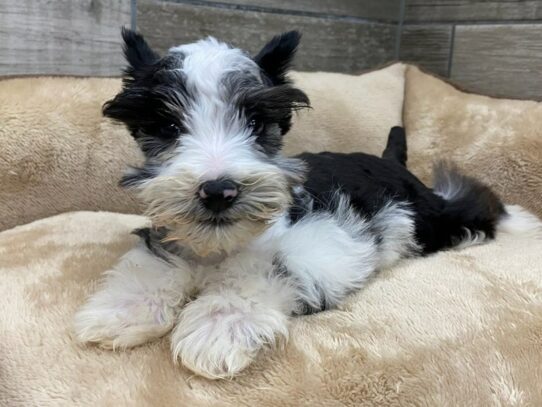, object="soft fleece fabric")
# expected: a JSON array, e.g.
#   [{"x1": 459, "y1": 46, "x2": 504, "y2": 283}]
[
  {"x1": 0, "y1": 64, "x2": 406, "y2": 231},
  {"x1": 2, "y1": 63, "x2": 542, "y2": 405},
  {"x1": 1, "y1": 211, "x2": 541, "y2": 406}
]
